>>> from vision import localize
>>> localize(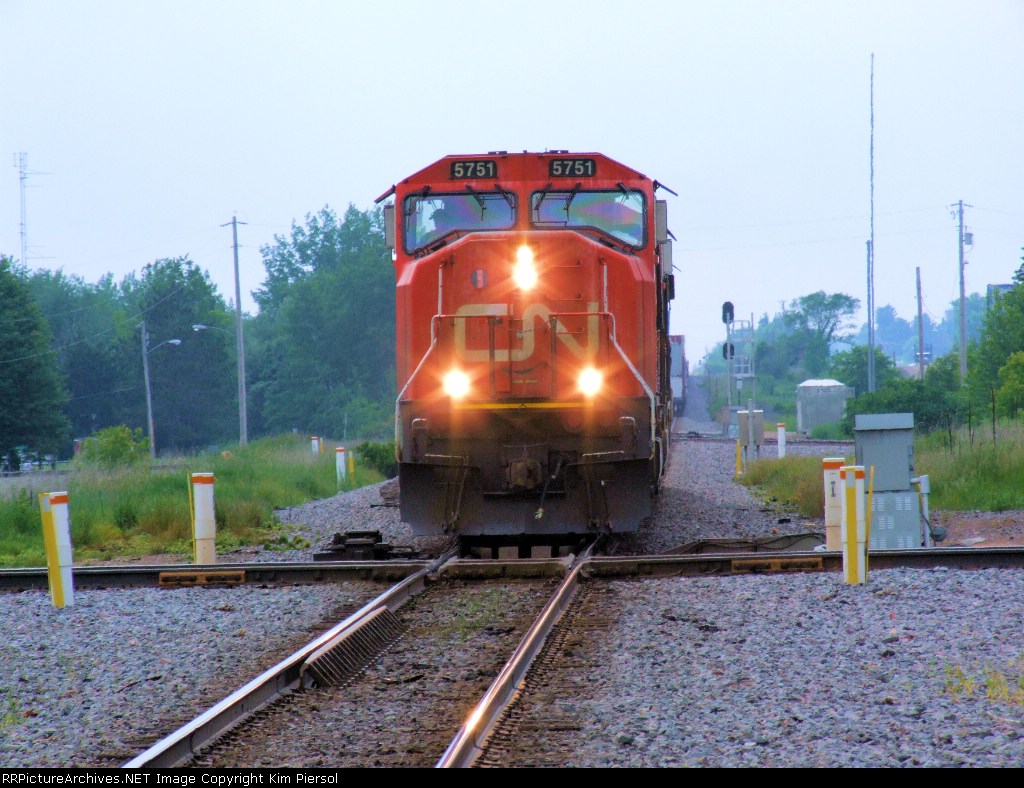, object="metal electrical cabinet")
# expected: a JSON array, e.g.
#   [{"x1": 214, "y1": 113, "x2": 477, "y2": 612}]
[{"x1": 854, "y1": 413, "x2": 922, "y2": 549}]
